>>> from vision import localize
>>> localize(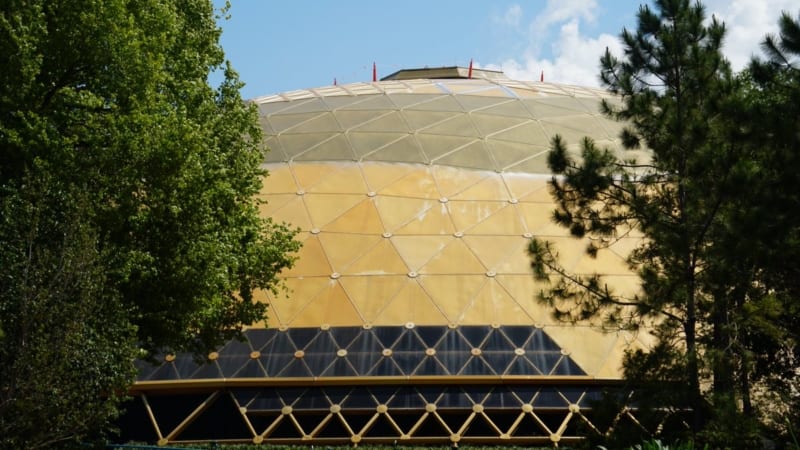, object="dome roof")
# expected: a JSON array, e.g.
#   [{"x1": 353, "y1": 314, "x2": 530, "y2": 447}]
[{"x1": 255, "y1": 72, "x2": 650, "y2": 172}]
